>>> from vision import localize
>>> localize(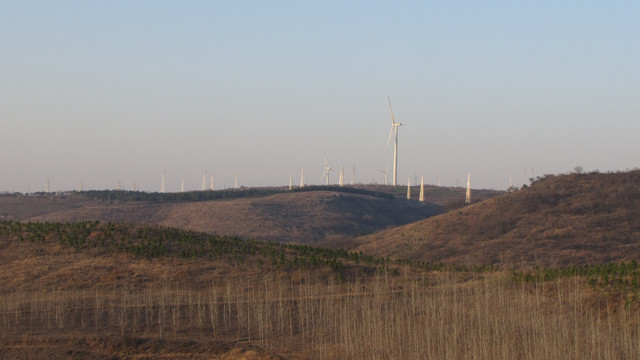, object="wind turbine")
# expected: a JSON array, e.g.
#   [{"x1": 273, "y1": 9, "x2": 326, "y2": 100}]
[
  {"x1": 377, "y1": 168, "x2": 390, "y2": 185},
  {"x1": 209, "y1": 171, "x2": 215, "y2": 190},
  {"x1": 181, "y1": 176, "x2": 185, "y2": 193},
  {"x1": 339, "y1": 165, "x2": 344, "y2": 187},
  {"x1": 385, "y1": 96, "x2": 403, "y2": 186},
  {"x1": 419, "y1": 175, "x2": 424, "y2": 202},
  {"x1": 406, "y1": 177, "x2": 411, "y2": 199},
  {"x1": 320, "y1": 155, "x2": 333, "y2": 185},
  {"x1": 289, "y1": 173, "x2": 293, "y2": 191},
  {"x1": 300, "y1": 168, "x2": 305, "y2": 188},
  {"x1": 234, "y1": 169, "x2": 239, "y2": 189},
  {"x1": 201, "y1": 170, "x2": 207, "y2": 191},
  {"x1": 465, "y1": 173, "x2": 471, "y2": 205}
]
